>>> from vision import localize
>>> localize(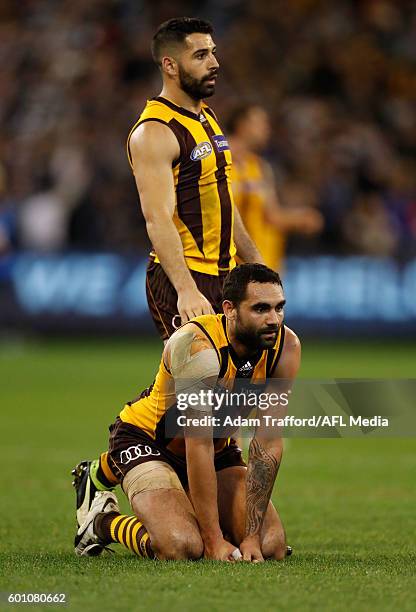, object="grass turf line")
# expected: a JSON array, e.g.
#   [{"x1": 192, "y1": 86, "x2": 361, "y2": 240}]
[{"x1": 1, "y1": 339, "x2": 415, "y2": 611}]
